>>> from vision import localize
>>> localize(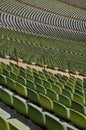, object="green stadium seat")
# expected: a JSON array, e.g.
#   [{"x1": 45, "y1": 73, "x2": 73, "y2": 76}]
[
  {"x1": 6, "y1": 77, "x2": 16, "y2": 91},
  {"x1": 53, "y1": 101, "x2": 70, "y2": 120},
  {"x1": 34, "y1": 76, "x2": 43, "y2": 84},
  {"x1": 46, "y1": 88, "x2": 58, "y2": 101},
  {"x1": 0, "y1": 74, "x2": 7, "y2": 85},
  {"x1": 13, "y1": 95, "x2": 28, "y2": 116},
  {"x1": 27, "y1": 73, "x2": 34, "y2": 81},
  {"x1": 43, "y1": 80, "x2": 52, "y2": 89},
  {"x1": 0, "y1": 67, "x2": 3, "y2": 74},
  {"x1": 62, "y1": 89, "x2": 73, "y2": 99},
  {"x1": 0, "y1": 116, "x2": 10, "y2": 130},
  {"x1": 39, "y1": 93, "x2": 53, "y2": 111},
  {"x1": 44, "y1": 112, "x2": 66, "y2": 130},
  {"x1": 15, "y1": 82, "x2": 27, "y2": 97},
  {"x1": 27, "y1": 88, "x2": 39, "y2": 104},
  {"x1": 71, "y1": 100, "x2": 85, "y2": 114},
  {"x1": 52, "y1": 84, "x2": 62, "y2": 94},
  {"x1": 73, "y1": 93, "x2": 85, "y2": 105},
  {"x1": 64, "y1": 85, "x2": 74, "y2": 93},
  {"x1": 66, "y1": 82, "x2": 75, "y2": 89},
  {"x1": 50, "y1": 75, "x2": 58, "y2": 82},
  {"x1": 3, "y1": 68, "x2": 10, "y2": 77},
  {"x1": 17, "y1": 75, "x2": 27, "y2": 86},
  {"x1": 56, "y1": 82, "x2": 64, "y2": 89},
  {"x1": 0, "y1": 62, "x2": 6, "y2": 68},
  {"x1": 27, "y1": 103, "x2": 45, "y2": 126},
  {"x1": 9, "y1": 71, "x2": 17, "y2": 81},
  {"x1": 20, "y1": 69, "x2": 26, "y2": 78},
  {"x1": 26, "y1": 79, "x2": 36, "y2": 90},
  {"x1": 6, "y1": 64, "x2": 13, "y2": 71},
  {"x1": 36, "y1": 83, "x2": 46, "y2": 94},
  {"x1": 59, "y1": 94, "x2": 71, "y2": 107},
  {"x1": 47, "y1": 78, "x2": 55, "y2": 84},
  {"x1": 0, "y1": 88, "x2": 13, "y2": 106},
  {"x1": 74, "y1": 88, "x2": 84, "y2": 97},
  {"x1": 8, "y1": 118, "x2": 30, "y2": 130},
  {"x1": 59, "y1": 79, "x2": 66, "y2": 85},
  {"x1": 13, "y1": 66, "x2": 20, "y2": 75},
  {"x1": 70, "y1": 109, "x2": 86, "y2": 129}
]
